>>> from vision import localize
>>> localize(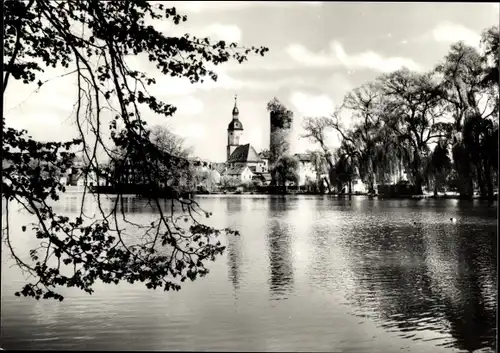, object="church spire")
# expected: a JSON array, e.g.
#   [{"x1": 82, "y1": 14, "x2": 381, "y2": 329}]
[{"x1": 232, "y1": 94, "x2": 239, "y2": 117}]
